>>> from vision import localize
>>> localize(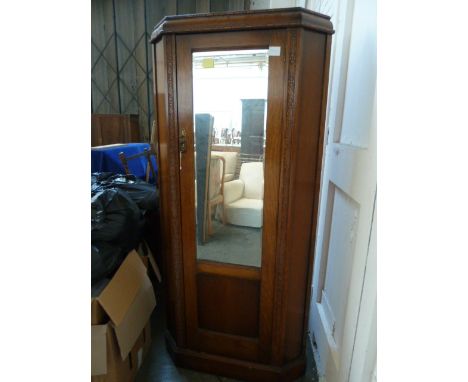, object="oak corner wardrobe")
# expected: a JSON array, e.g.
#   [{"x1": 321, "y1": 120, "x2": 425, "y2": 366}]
[{"x1": 151, "y1": 7, "x2": 333, "y2": 381}]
